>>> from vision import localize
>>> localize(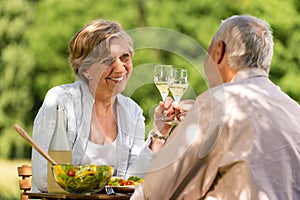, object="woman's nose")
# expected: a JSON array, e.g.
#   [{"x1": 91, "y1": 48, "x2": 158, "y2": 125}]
[{"x1": 113, "y1": 59, "x2": 127, "y2": 72}]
